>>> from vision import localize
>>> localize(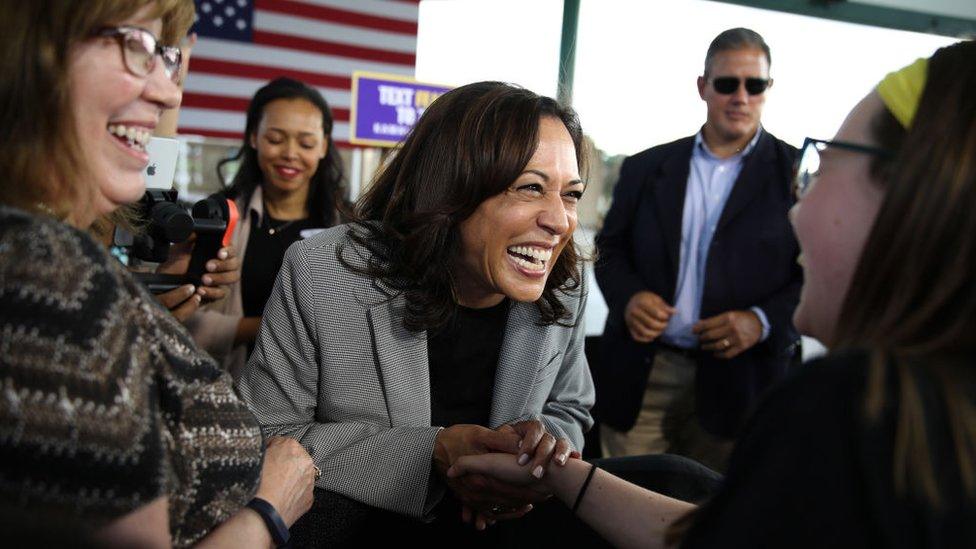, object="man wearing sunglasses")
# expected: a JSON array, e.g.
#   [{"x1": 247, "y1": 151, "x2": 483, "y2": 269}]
[{"x1": 594, "y1": 28, "x2": 802, "y2": 472}]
